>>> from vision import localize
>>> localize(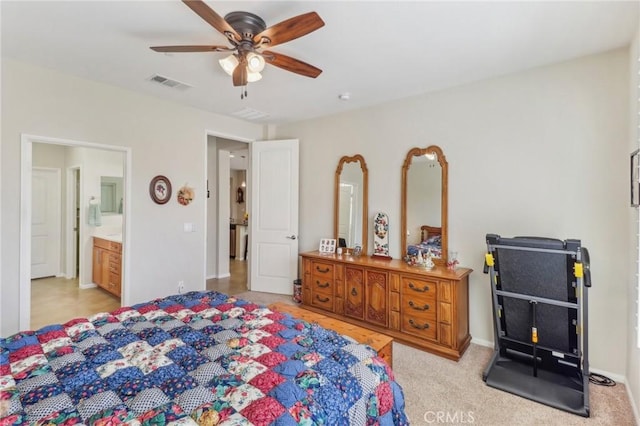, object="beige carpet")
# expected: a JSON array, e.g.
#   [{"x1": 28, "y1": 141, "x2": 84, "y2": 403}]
[{"x1": 234, "y1": 291, "x2": 636, "y2": 425}]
